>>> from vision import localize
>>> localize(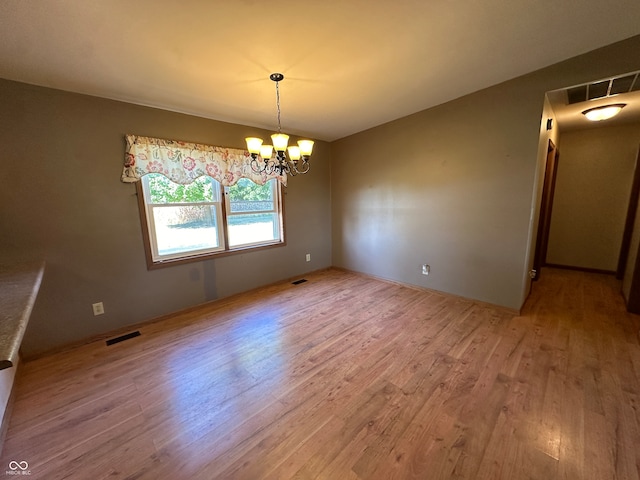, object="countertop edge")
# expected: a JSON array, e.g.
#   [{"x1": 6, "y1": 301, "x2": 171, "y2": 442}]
[{"x1": 0, "y1": 261, "x2": 45, "y2": 369}]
